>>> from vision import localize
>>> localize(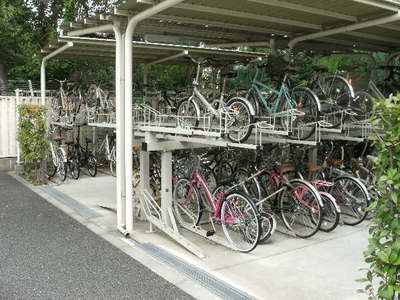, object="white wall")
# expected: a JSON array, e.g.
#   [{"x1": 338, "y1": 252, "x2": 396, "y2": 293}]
[{"x1": 0, "y1": 90, "x2": 52, "y2": 158}]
